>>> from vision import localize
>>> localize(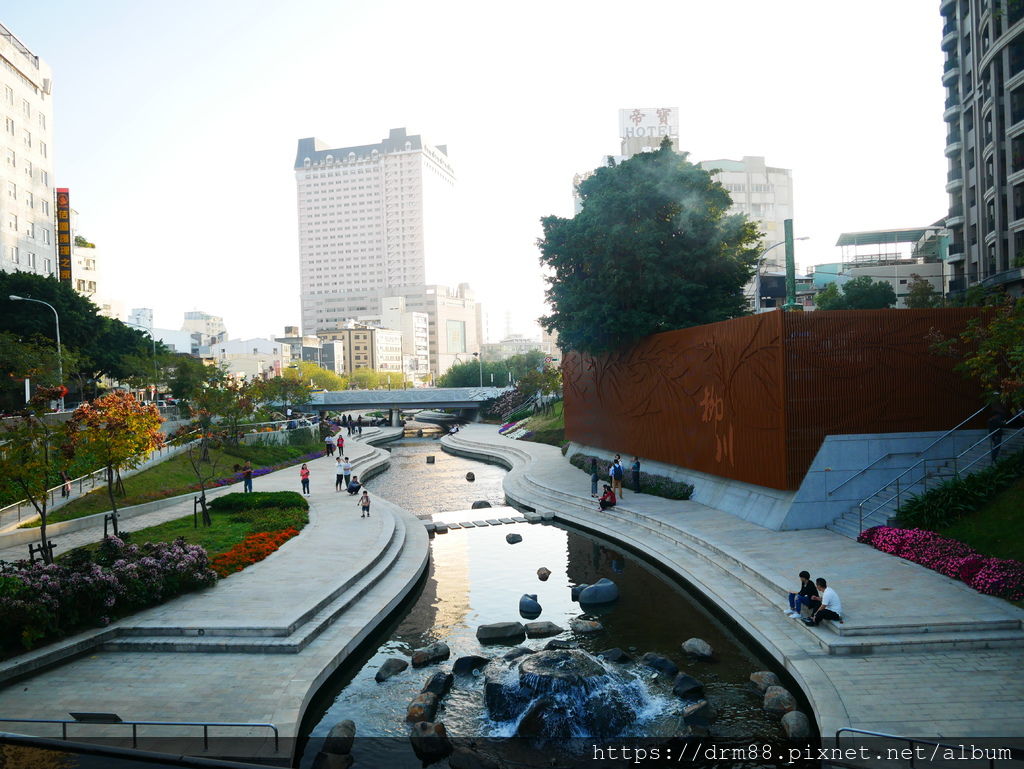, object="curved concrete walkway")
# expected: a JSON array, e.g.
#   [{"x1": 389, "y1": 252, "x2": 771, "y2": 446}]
[
  {"x1": 442, "y1": 425, "x2": 1024, "y2": 741},
  {"x1": 0, "y1": 427, "x2": 429, "y2": 763}
]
